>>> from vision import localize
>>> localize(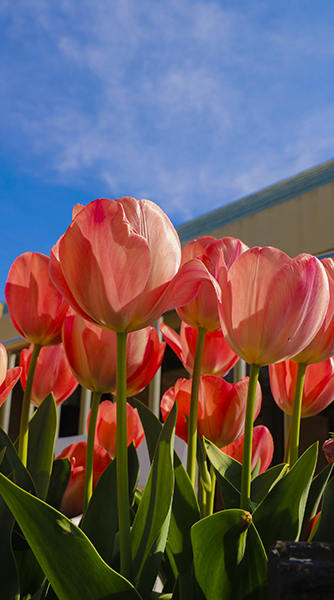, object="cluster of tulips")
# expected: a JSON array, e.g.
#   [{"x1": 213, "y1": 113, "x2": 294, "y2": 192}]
[{"x1": 0, "y1": 196, "x2": 334, "y2": 600}]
